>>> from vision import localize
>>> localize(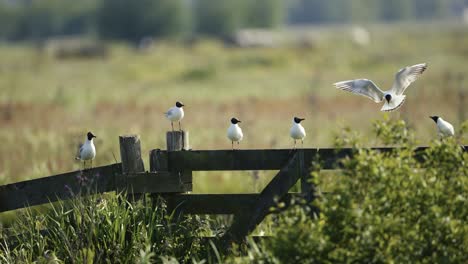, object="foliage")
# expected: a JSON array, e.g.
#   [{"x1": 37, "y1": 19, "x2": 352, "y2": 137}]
[
  {"x1": 194, "y1": 0, "x2": 285, "y2": 37},
  {"x1": 373, "y1": 115, "x2": 415, "y2": 146},
  {"x1": 250, "y1": 118, "x2": 468, "y2": 263},
  {"x1": 288, "y1": 0, "x2": 349, "y2": 24},
  {"x1": 288, "y1": 0, "x2": 453, "y2": 24},
  {"x1": 0, "y1": 0, "x2": 461, "y2": 41},
  {"x1": 0, "y1": 194, "x2": 210, "y2": 263},
  {"x1": 413, "y1": 0, "x2": 449, "y2": 19},
  {"x1": 0, "y1": 0, "x2": 98, "y2": 41},
  {"x1": 193, "y1": 0, "x2": 246, "y2": 38},
  {"x1": 97, "y1": 0, "x2": 189, "y2": 42},
  {"x1": 244, "y1": 0, "x2": 285, "y2": 29},
  {"x1": 0, "y1": 0, "x2": 286, "y2": 41},
  {"x1": 379, "y1": 0, "x2": 413, "y2": 21}
]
